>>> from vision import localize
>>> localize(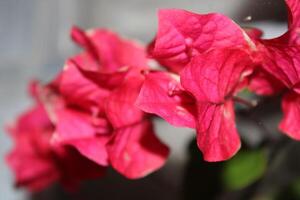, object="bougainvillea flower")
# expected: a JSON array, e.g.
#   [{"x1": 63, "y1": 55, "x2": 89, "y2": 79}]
[
  {"x1": 6, "y1": 105, "x2": 59, "y2": 192},
  {"x1": 180, "y1": 49, "x2": 253, "y2": 161},
  {"x1": 71, "y1": 26, "x2": 148, "y2": 72},
  {"x1": 136, "y1": 71, "x2": 196, "y2": 128},
  {"x1": 248, "y1": 68, "x2": 285, "y2": 96},
  {"x1": 105, "y1": 73, "x2": 169, "y2": 178},
  {"x1": 41, "y1": 63, "x2": 112, "y2": 167},
  {"x1": 279, "y1": 92, "x2": 300, "y2": 139},
  {"x1": 137, "y1": 48, "x2": 254, "y2": 161},
  {"x1": 246, "y1": 0, "x2": 300, "y2": 139},
  {"x1": 138, "y1": 48, "x2": 254, "y2": 161},
  {"x1": 6, "y1": 94, "x2": 104, "y2": 192},
  {"x1": 107, "y1": 120, "x2": 169, "y2": 178},
  {"x1": 69, "y1": 26, "x2": 148, "y2": 90},
  {"x1": 149, "y1": 9, "x2": 255, "y2": 73},
  {"x1": 43, "y1": 26, "x2": 169, "y2": 179}
]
